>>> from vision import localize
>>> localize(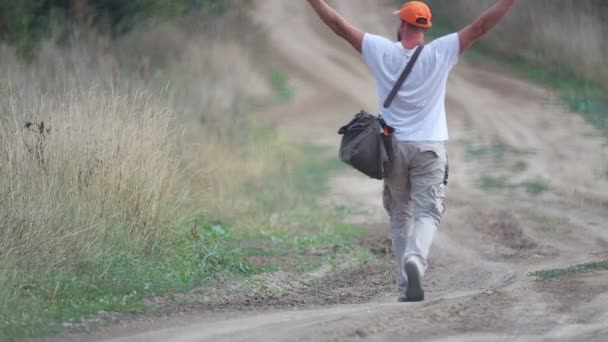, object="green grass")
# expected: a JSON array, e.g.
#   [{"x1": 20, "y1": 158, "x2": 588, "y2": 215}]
[
  {"x1": 531, "y1": 260, "x2": 608, "y2": 282},
  {"x1": 0, "y1": 139, "x2": 359, "y2": 341},
  {"x1": 0, "y1": 223, "x2": 258, "y2": 340}
]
